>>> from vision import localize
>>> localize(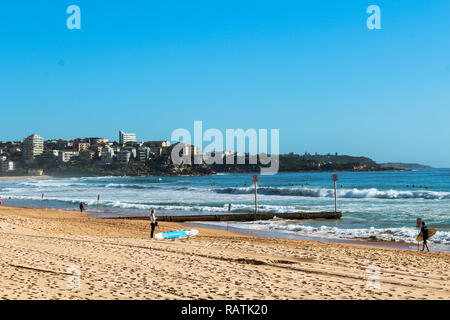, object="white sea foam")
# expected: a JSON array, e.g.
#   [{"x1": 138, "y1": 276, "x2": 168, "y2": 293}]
[
  {"x1": 201, "y1": 220, "x2": 450, "y2": 245},
  {"x1": 107, "y1": 201, "x2": 302, "y2": 214},
  {"x1": 104, "y1": 183, "x2": 158, "y2": 189},
  {"x1": 214, "y1": 186, "x2": 450, "y2": 200},
  {"x1": 17, "y1": 180, "x2": 92, "y2": 188}
]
